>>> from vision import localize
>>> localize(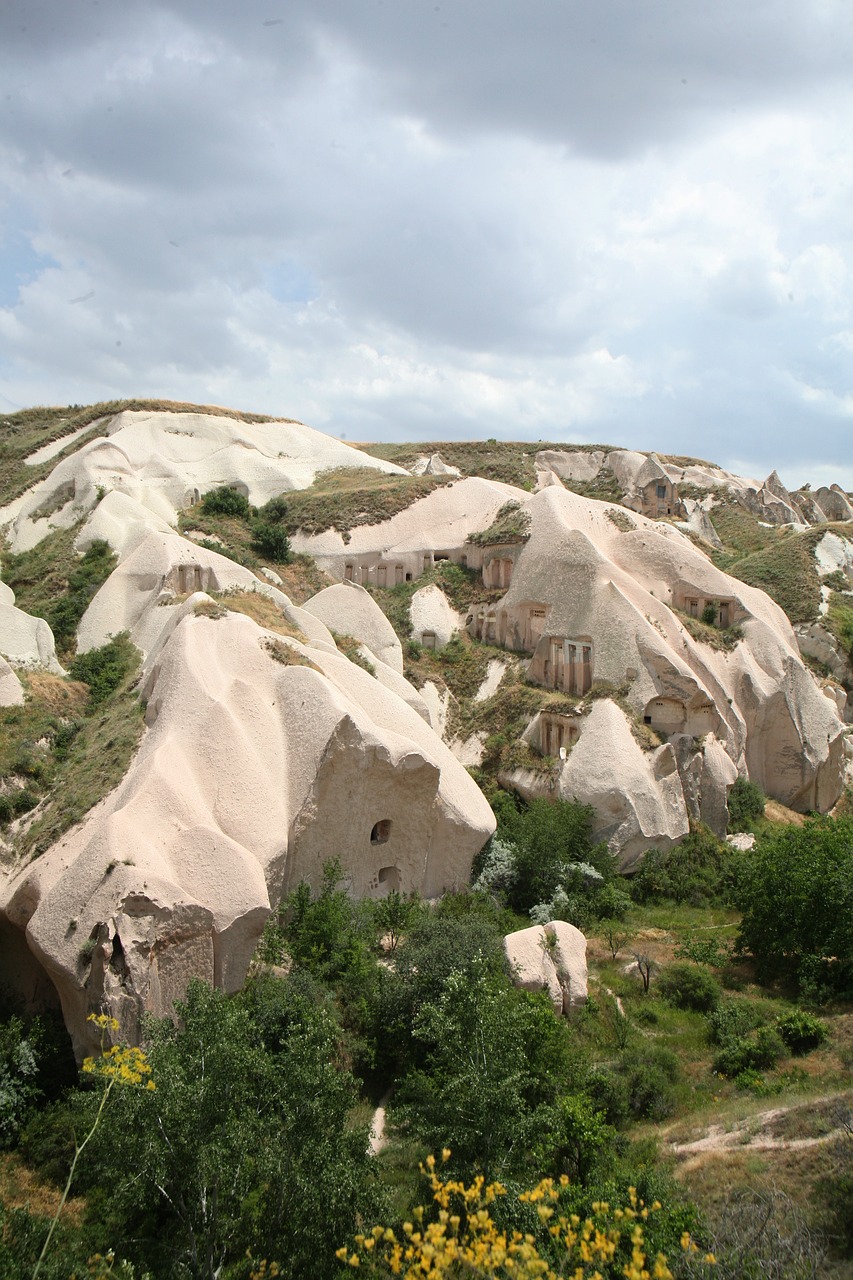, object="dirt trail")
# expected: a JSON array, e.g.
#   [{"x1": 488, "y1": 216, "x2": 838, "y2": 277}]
[
  {"x1": 369, "y1": 1089, "x2": 393, "y2": 1156},
  {"x1": 667, "y1": 1097, "x2": 851, "y2": 1172}
]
